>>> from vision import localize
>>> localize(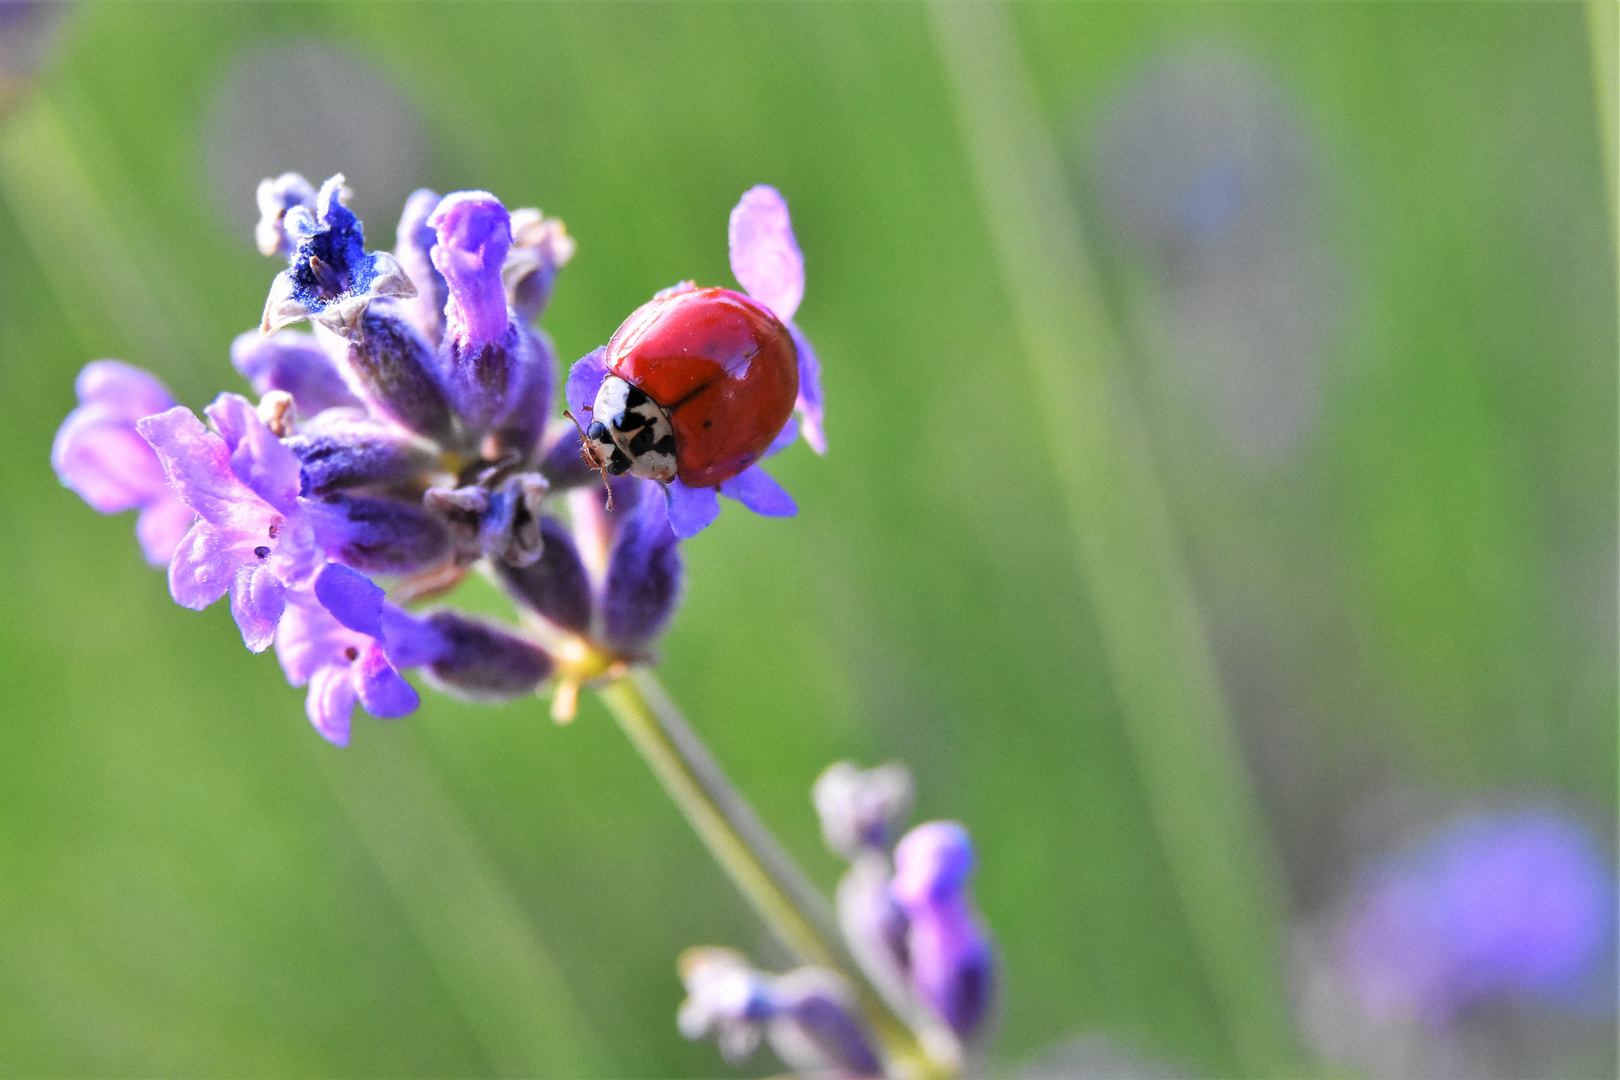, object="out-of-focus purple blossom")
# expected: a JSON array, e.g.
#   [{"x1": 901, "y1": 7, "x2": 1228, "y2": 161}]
[
  {"x1": 136, "y1": 396, "x2": 323, "y2": 652},
  {"x1": 262, "y1": 174, "x2": 416, "y2": 339},
  {"x1": 254, "y1": 172, "x2": 317, "y2": 258},
  {"x1": 496, "y1": 515, "x2": 594, "y2": 634},
  {"x1": 729, "y1": 184, "x2": 825, "y2": 455},
  {"x1": 1336, "y1": 809, "x2": 1617, "y2": 1027},
  {"x1": 398, "y1": 608, "x2": 554, "y2": 702},
  {"x1": 891, "y1": 821, "x2": 996, "y2": 1040},
  {"x1": 504, "y1": 207, "x2": 575, "y2": 323},
  {"x1": 52, "y1": 361, "x2": 194, "y2": 565},
  {"x1": 678, "y1": 948, "x2": 882, "y2": 1078},
  {"x1": 231, "y1": 329, "x2": 362, "y2": 417},
  {"x1": 815, "y1": 761, "x2": 915, "y2": 857}
]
